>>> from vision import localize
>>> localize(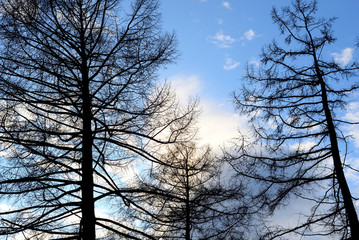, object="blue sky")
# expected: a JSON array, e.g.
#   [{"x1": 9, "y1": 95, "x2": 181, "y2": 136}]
[
  {"x1": 1, "y1": 1, "x2": 358, "y2": 239},
  {"x1": 158, "y1": 0, "x2": 359, "y2": 148},
  {"x1": 159, "y1": 1, "x2": 359, "y2": 238}
]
